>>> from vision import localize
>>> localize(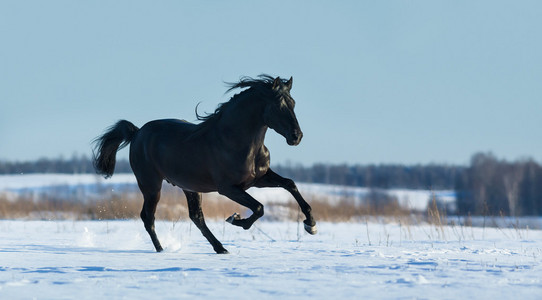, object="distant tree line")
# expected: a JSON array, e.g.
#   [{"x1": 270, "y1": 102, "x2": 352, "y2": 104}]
[
  {"x1": 1, "y1": 152, "x2": 541, "y2": 216},
  {"x1": 1, "y1": 156, "x2": 463, "y2": 189},
  {"x1": 0, "y1": 155, "x2": 131, "y2": 174},
  {"x1": 455, "y1": 153, "x2": 542, "y2": 216},
  {"x1": 274, "y1": 163, "x2": 462, "y2": 190}
]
